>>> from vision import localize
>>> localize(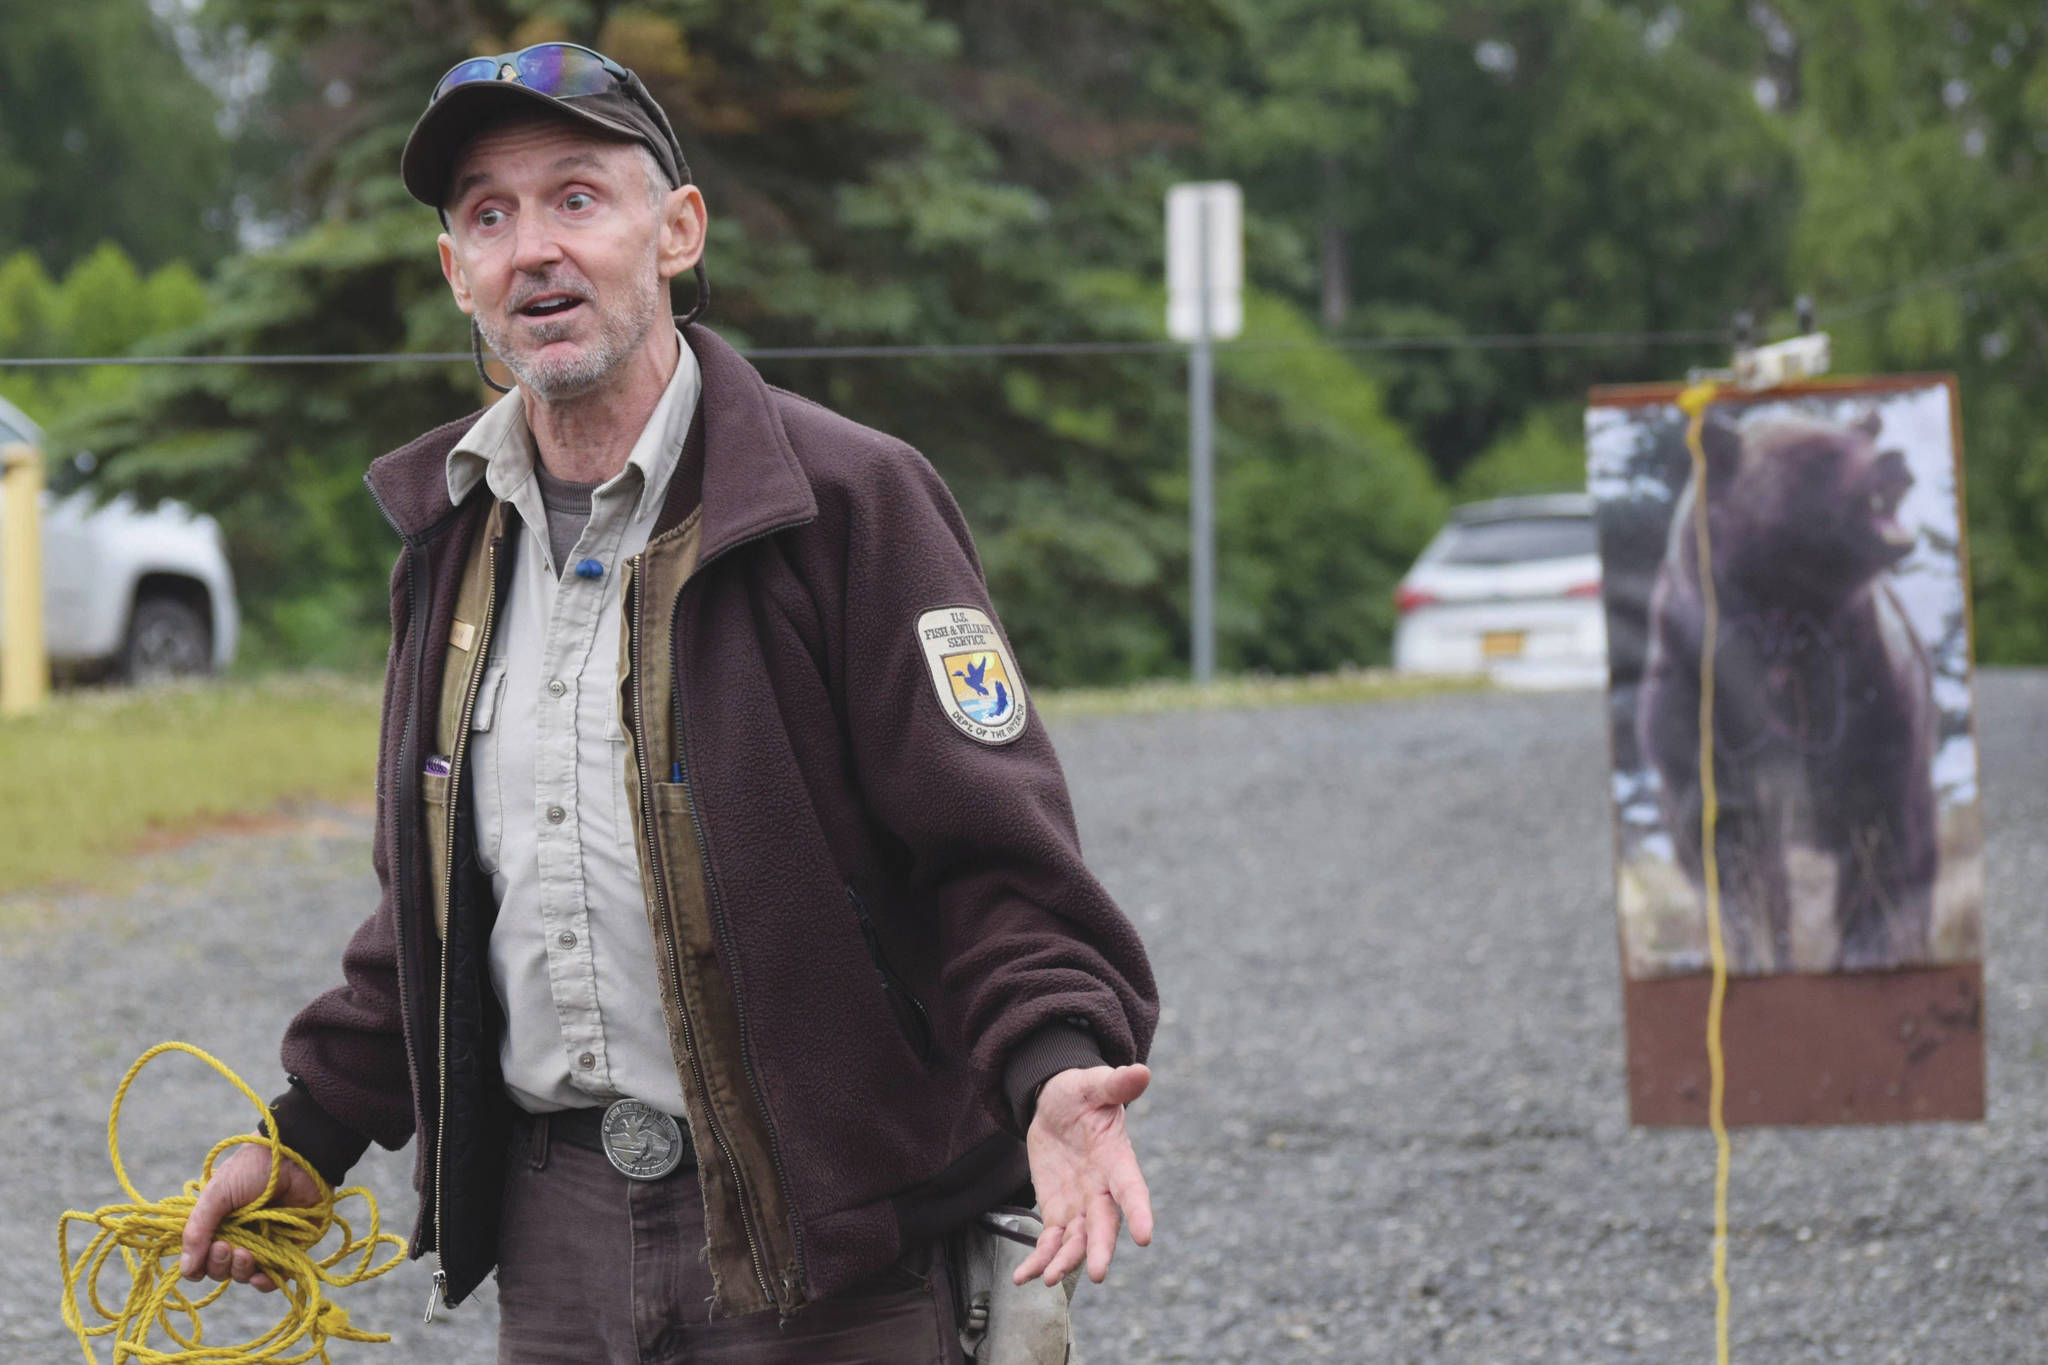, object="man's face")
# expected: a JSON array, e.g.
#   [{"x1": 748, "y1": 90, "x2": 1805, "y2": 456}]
[{"x1": 437, "y1": 116, "x2": 702, "y2": 401}]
